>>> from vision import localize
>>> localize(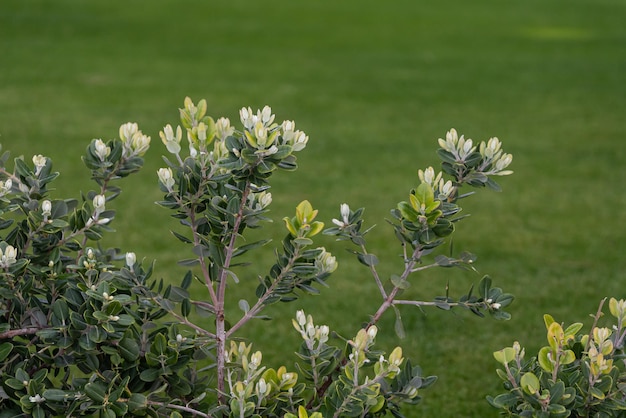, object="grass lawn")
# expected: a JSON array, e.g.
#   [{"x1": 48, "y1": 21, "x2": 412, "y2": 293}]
[{"x1": 1, "y1": 0, "x2": 626, "y2": 416}]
